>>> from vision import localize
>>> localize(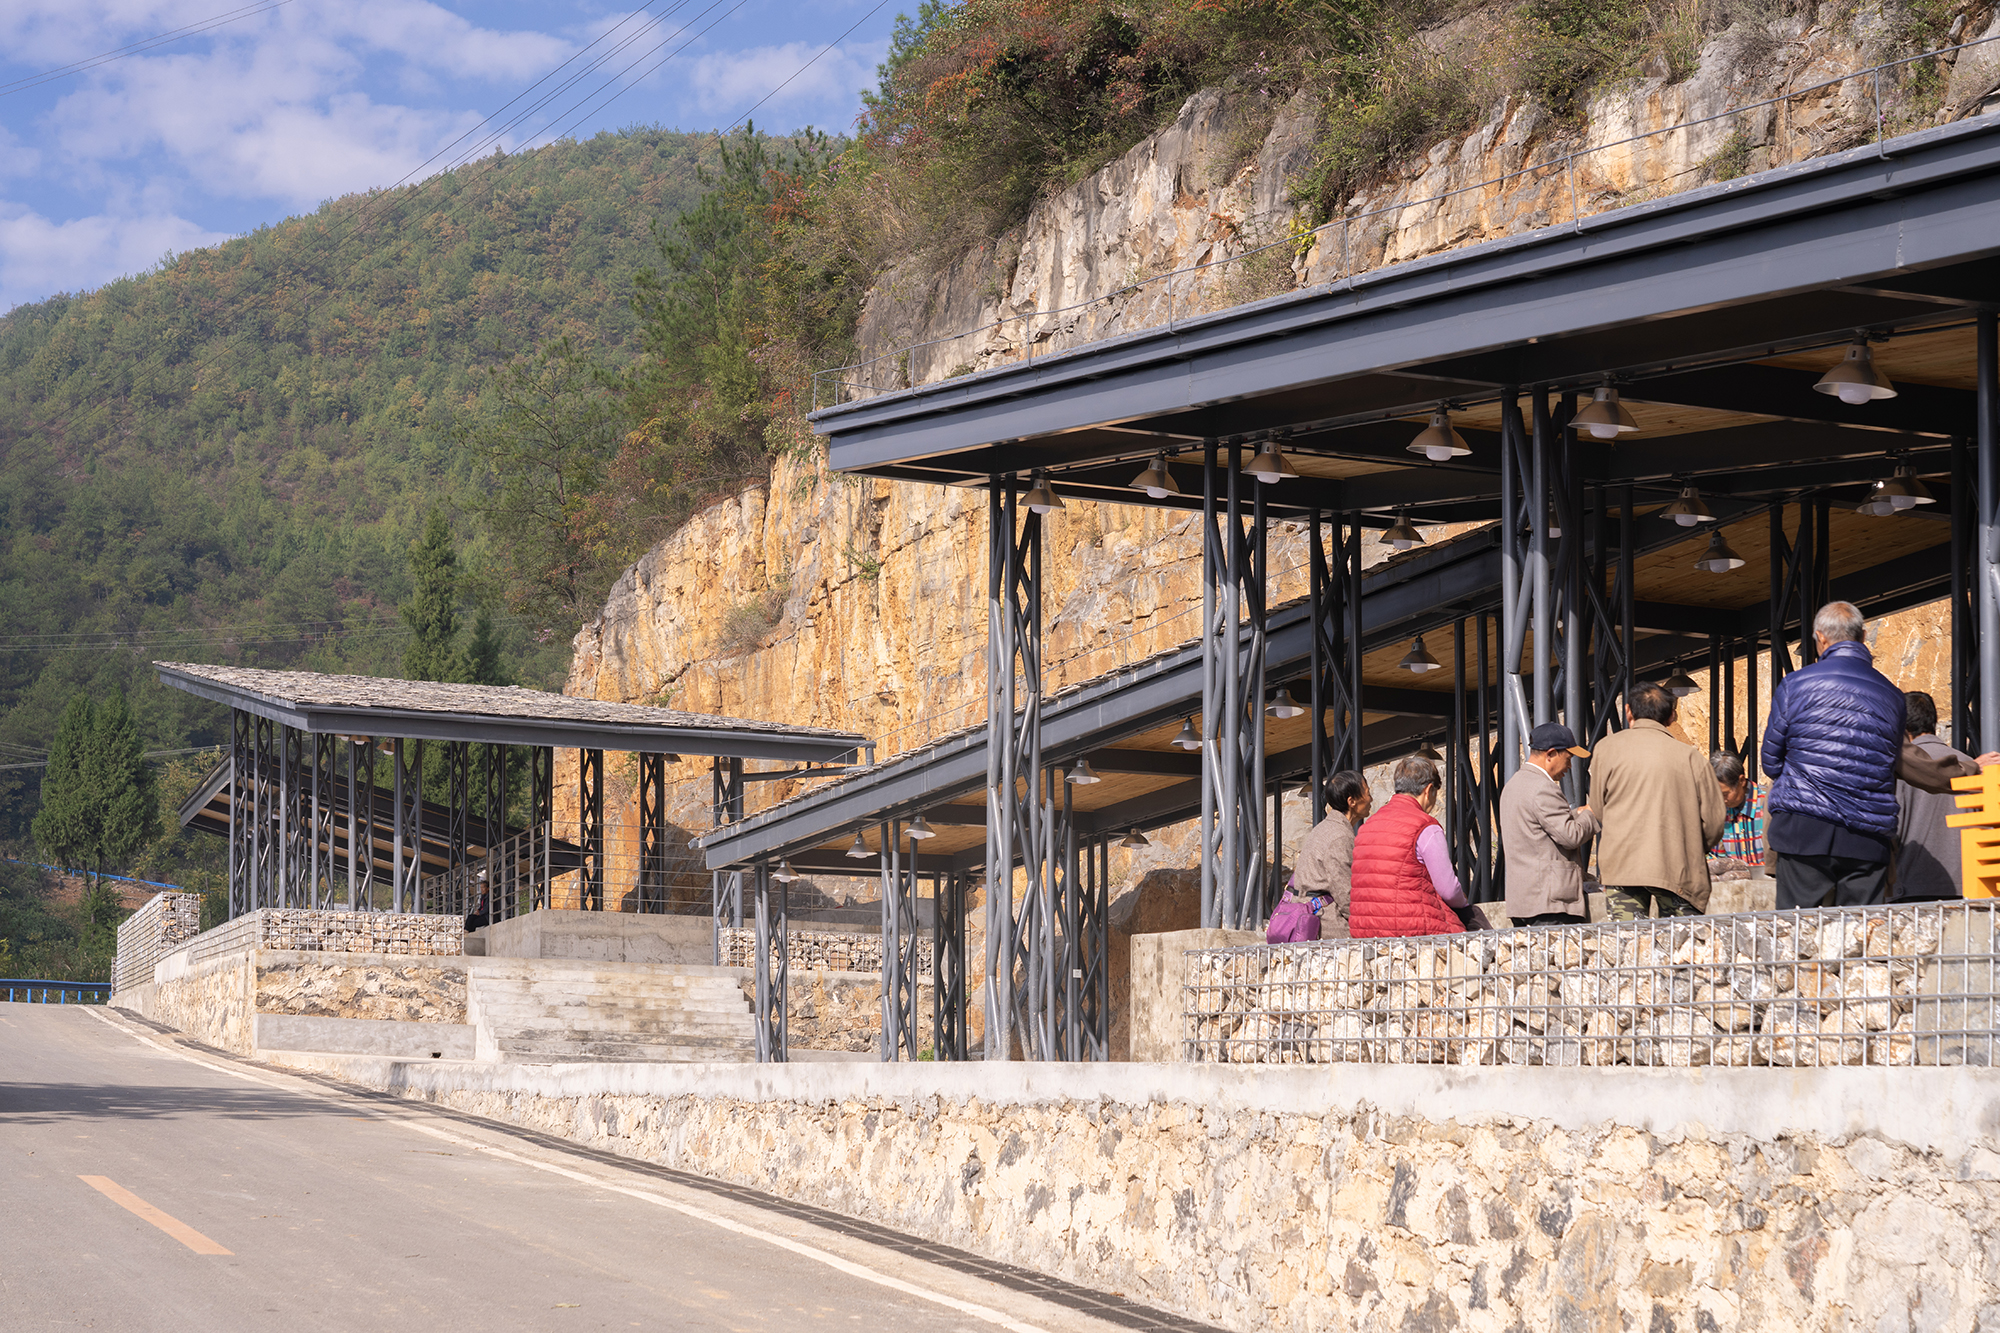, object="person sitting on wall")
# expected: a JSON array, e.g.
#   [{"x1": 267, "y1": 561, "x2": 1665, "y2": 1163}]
[
  {"x1": 1590, "y1": 681, "x2": 1726, "y2": 920},
  {"x1": 1268, "y1": 768, "x2": 1371, "y2": 942},
  {"x1": 1499, "y1": 723, "x2": 1600, "y2": 927},
  {"x1": 1348, "y1": 755, "x2": 1468, "y2": 938},
  {"x1": 1707, "y1": 749, "x2": 1767, "y2": 881}
]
